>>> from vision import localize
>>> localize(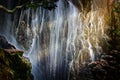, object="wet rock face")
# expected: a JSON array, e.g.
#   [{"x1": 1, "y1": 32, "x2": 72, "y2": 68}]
[
  {"x1": 70, "y1": 50, "x2": 120, "y2": 80},
  {"x1": 70, "y1": 0, "x2": 92, "y2": 11},
  {"x1": 16, "y1": 21, "x2": 33, "y2": 49},
  {"x1": 0, "y1": 35, "x2": 15, "y2": 49},
  {"x1": 0, "y1": 35, "x2": 33, "y2": 80}
]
